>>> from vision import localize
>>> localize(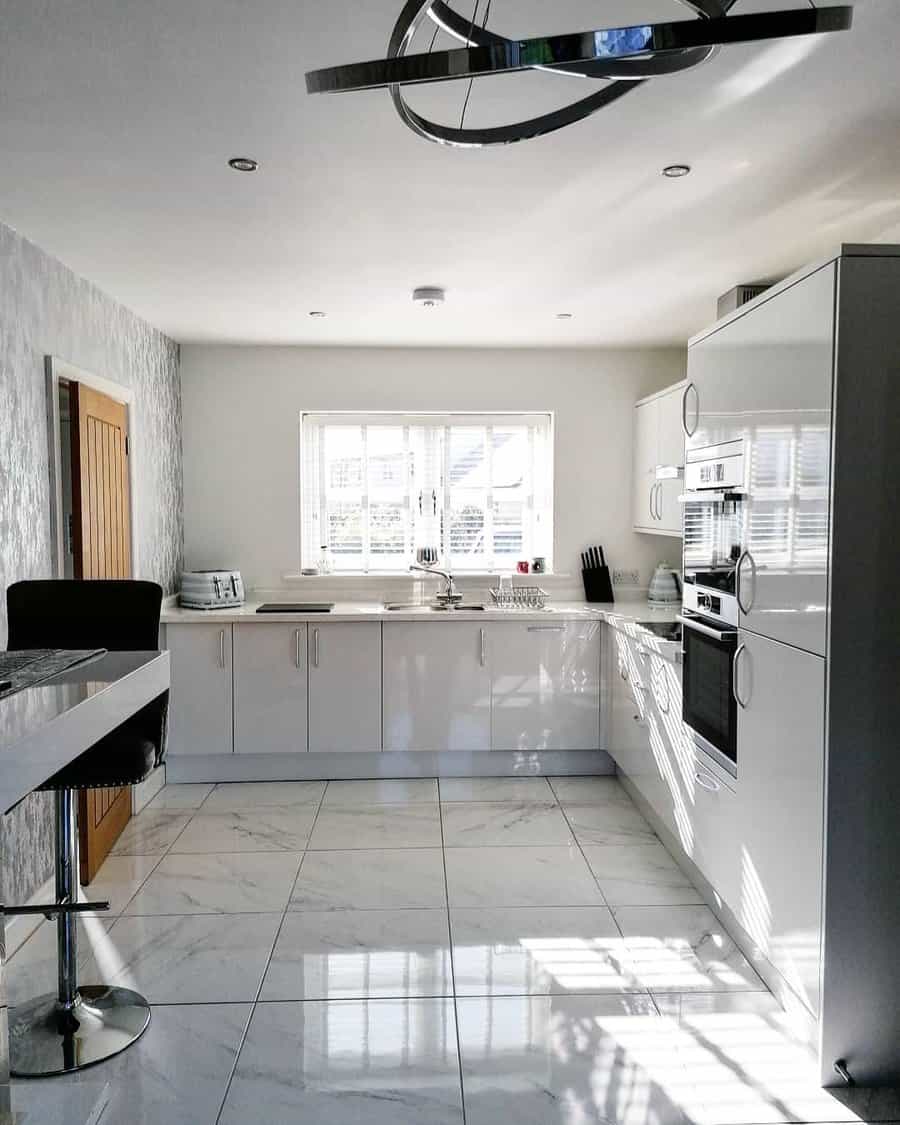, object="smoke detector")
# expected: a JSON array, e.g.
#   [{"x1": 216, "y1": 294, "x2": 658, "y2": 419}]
[{"x1": 413, "y1": 287, "x2": 445, "y2": 308}]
